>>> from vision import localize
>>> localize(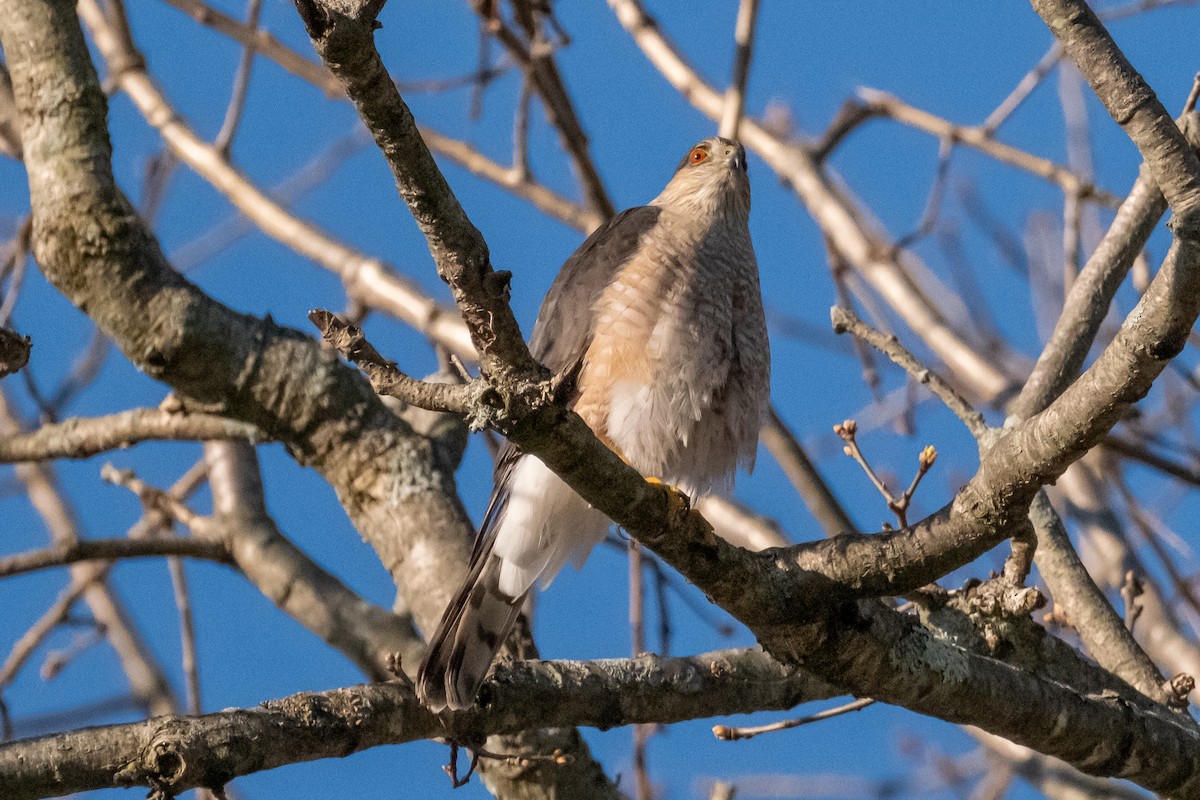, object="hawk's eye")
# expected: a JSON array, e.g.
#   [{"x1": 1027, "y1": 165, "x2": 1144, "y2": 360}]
[{"x1": 689, "y1": 147, "x2": 709, "y2": 165}]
